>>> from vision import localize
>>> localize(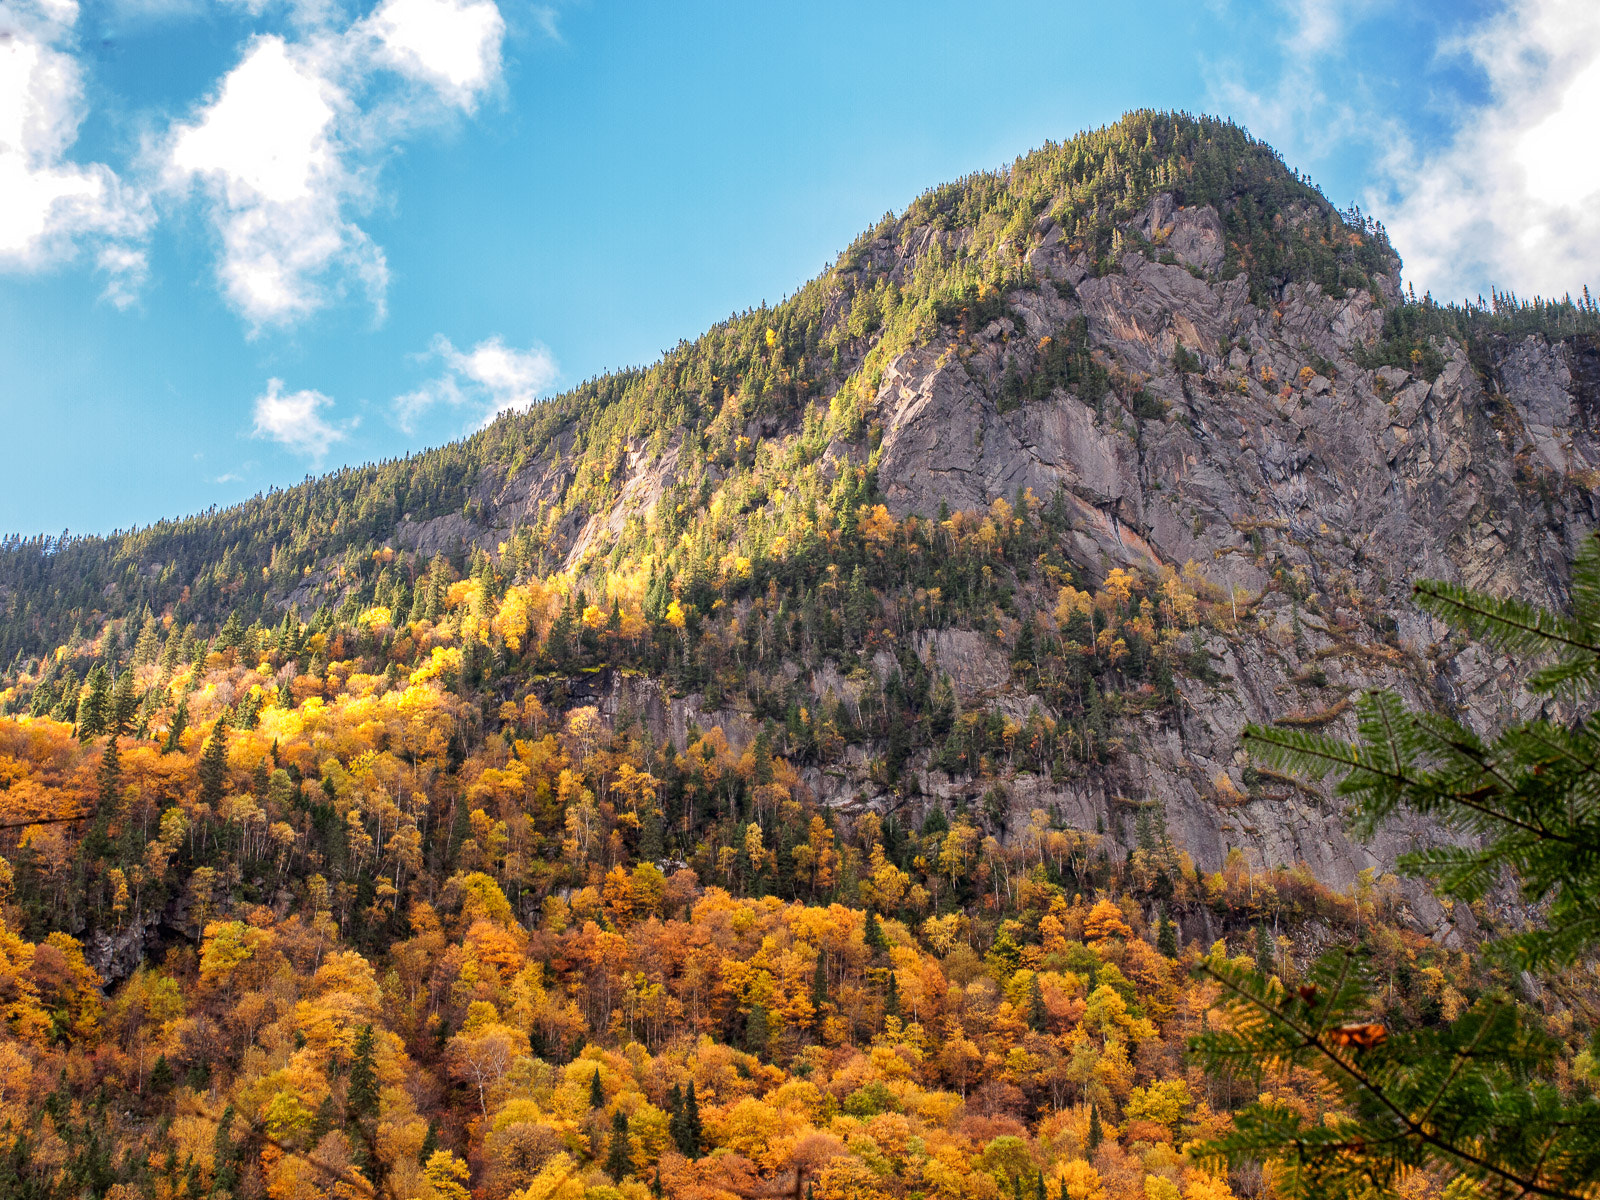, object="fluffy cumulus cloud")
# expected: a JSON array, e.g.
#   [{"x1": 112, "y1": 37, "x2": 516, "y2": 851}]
[
  {"x1": 251, "y1": 377, "x2": 352, "y2": 458},
  {"x1": 1379, "y1": 0, "x2": 1600, "y2": 301},
  {"x1": 394, "y1": 334, "x2": 558, "y2": 432},
  {"x1": 162, "y1": 0, "x2": 506, "y2": 329},
  {"x1": 0, "y1": 0, "x2": 149, "y2": 298}
]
